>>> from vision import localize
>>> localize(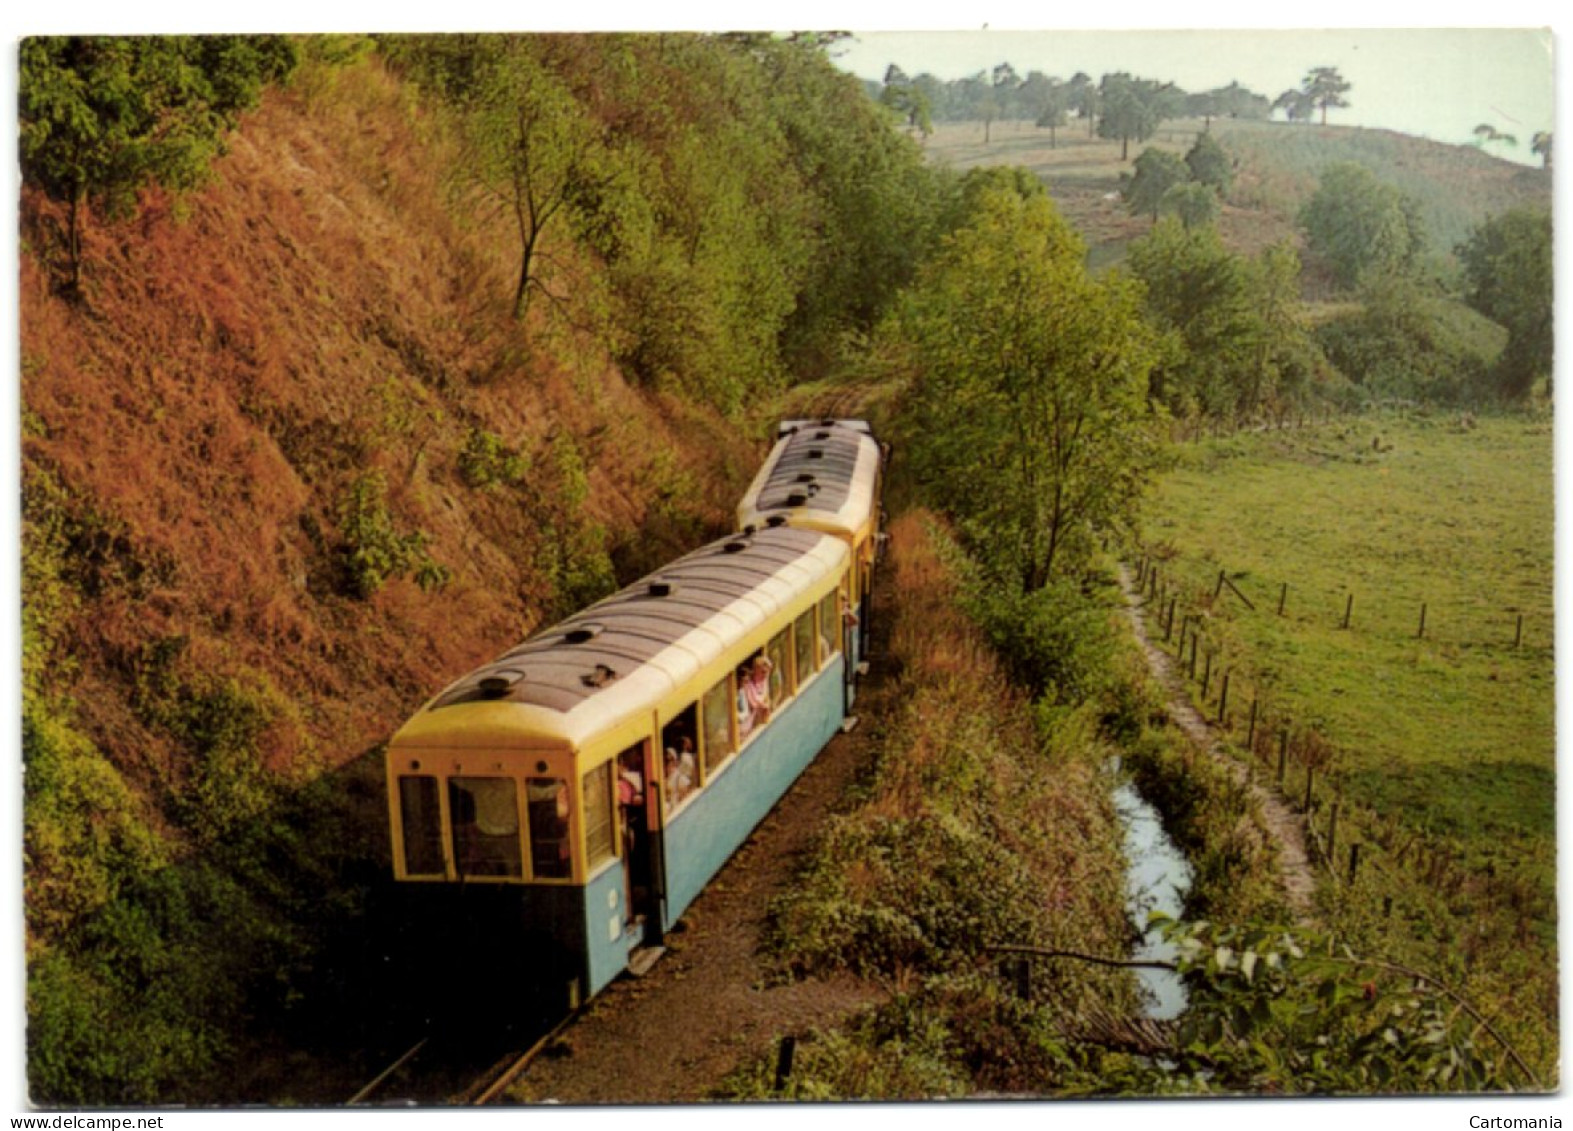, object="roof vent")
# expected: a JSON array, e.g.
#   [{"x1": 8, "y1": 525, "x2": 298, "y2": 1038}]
[
  {"x1": 562, "y1": 623, "x2": 605, "y2": 645},
  {"x1": 723, "y1": 539, "x2": 749, "y2": 554},
  {"x1": 648, "y1": 579, "x2": 676, "y2": 598},
  {"x1": 795, "y1": 472, "x2": 817, "y2": 485},
  {"x1": 819, "y1": 418, "x2": 836, "y2": 427},
  {"x1": 478, "y1": 669, "x2": 524, "y2": 698},
  {"x1": 581, "y1": 664, "x2": 617, "y2": 689},
  {"x1": 807, "y1": 448, "x2": 825, "y2": 459},
  {"x1": 787, "y1": 491, "x2": 809, "y2": 506},
  {"x1": 813, "y1": 430, "x2": 831, "y2": 440},
  {"x1": 765, "y1": 515, "x2": 788, "y2": 528},
  {"x1": 743, "y1": 523, "x2": 757, "y2": 535}
]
